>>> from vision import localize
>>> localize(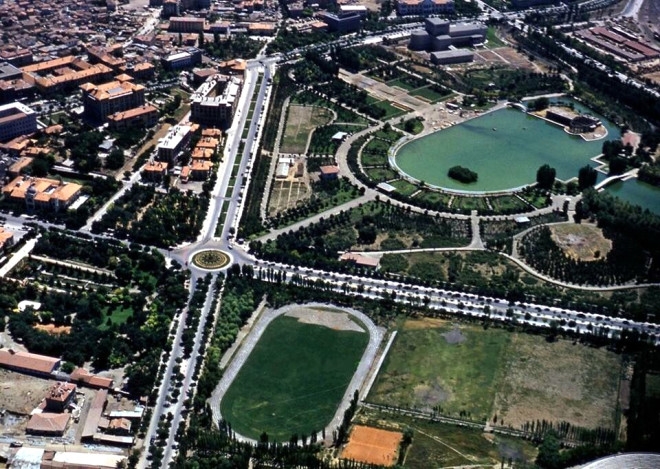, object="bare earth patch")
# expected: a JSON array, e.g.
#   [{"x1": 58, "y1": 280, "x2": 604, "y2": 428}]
[
  {"x1": 414, "y1": 379, "x2": 450, "y2": 409},
  {"x1": 493, "y1": 335, "x2": 621, "y2": 430},
  {"x1": 34, "y1": 324, "x2": 72, "y2": 335},
  {"x1": 550, "y1": 223, "x2": 612, "y2": 261},
  {"x1": 0, "y1": 369, "x2": 53, "y2": 415},
  {"x1": 285, "y1": 307, "x2": 365, "y2": 332},
  {"x1": 341, "y1": 425, "x2": 403, "y2": 467},
  {"x1": 403, "y1": 317, "x2": 448, "y2": 330},
  {"x1": 442, "y1": 326, "x2": 466, "y2": 344}
]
